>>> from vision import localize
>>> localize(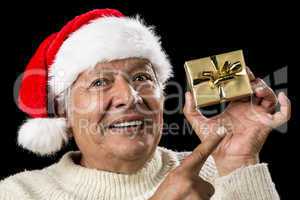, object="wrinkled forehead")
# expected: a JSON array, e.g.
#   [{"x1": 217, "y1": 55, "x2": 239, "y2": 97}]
[{"x1": 85, "y1": 58, "x2": 155, "y2": 76}]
